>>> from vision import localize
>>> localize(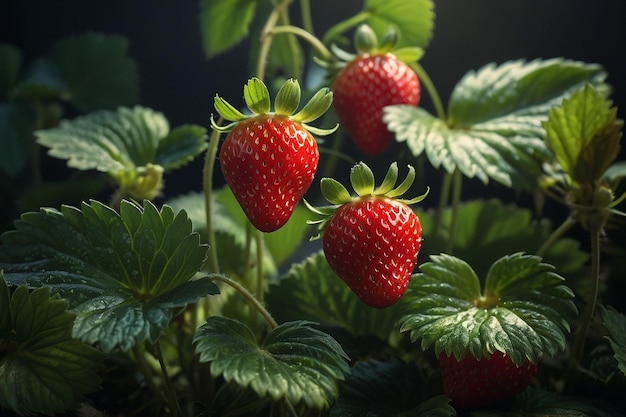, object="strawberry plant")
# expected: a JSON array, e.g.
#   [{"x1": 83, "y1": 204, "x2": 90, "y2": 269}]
[{"x1": 1, "y1": 0, "x2": 626, "y2": 416}]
